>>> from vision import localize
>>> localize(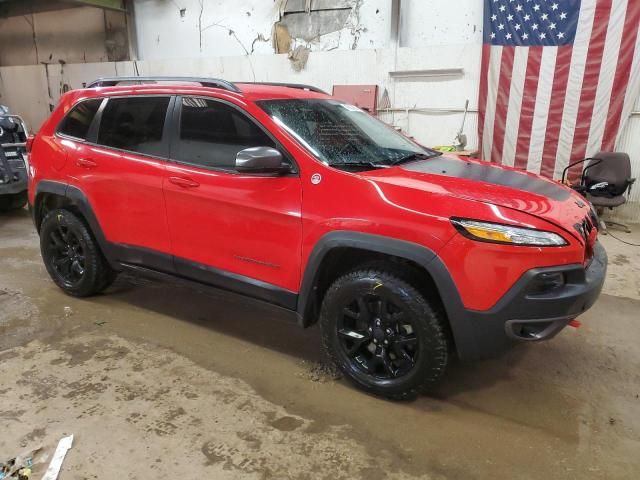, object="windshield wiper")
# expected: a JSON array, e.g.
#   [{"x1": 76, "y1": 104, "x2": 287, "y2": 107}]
[
  {"x1": 390, "y1": 151, "x2": 442, "y2": 166},
  {"x1": 329, "y1": 161, "x2": 391, "y2": 169}
]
